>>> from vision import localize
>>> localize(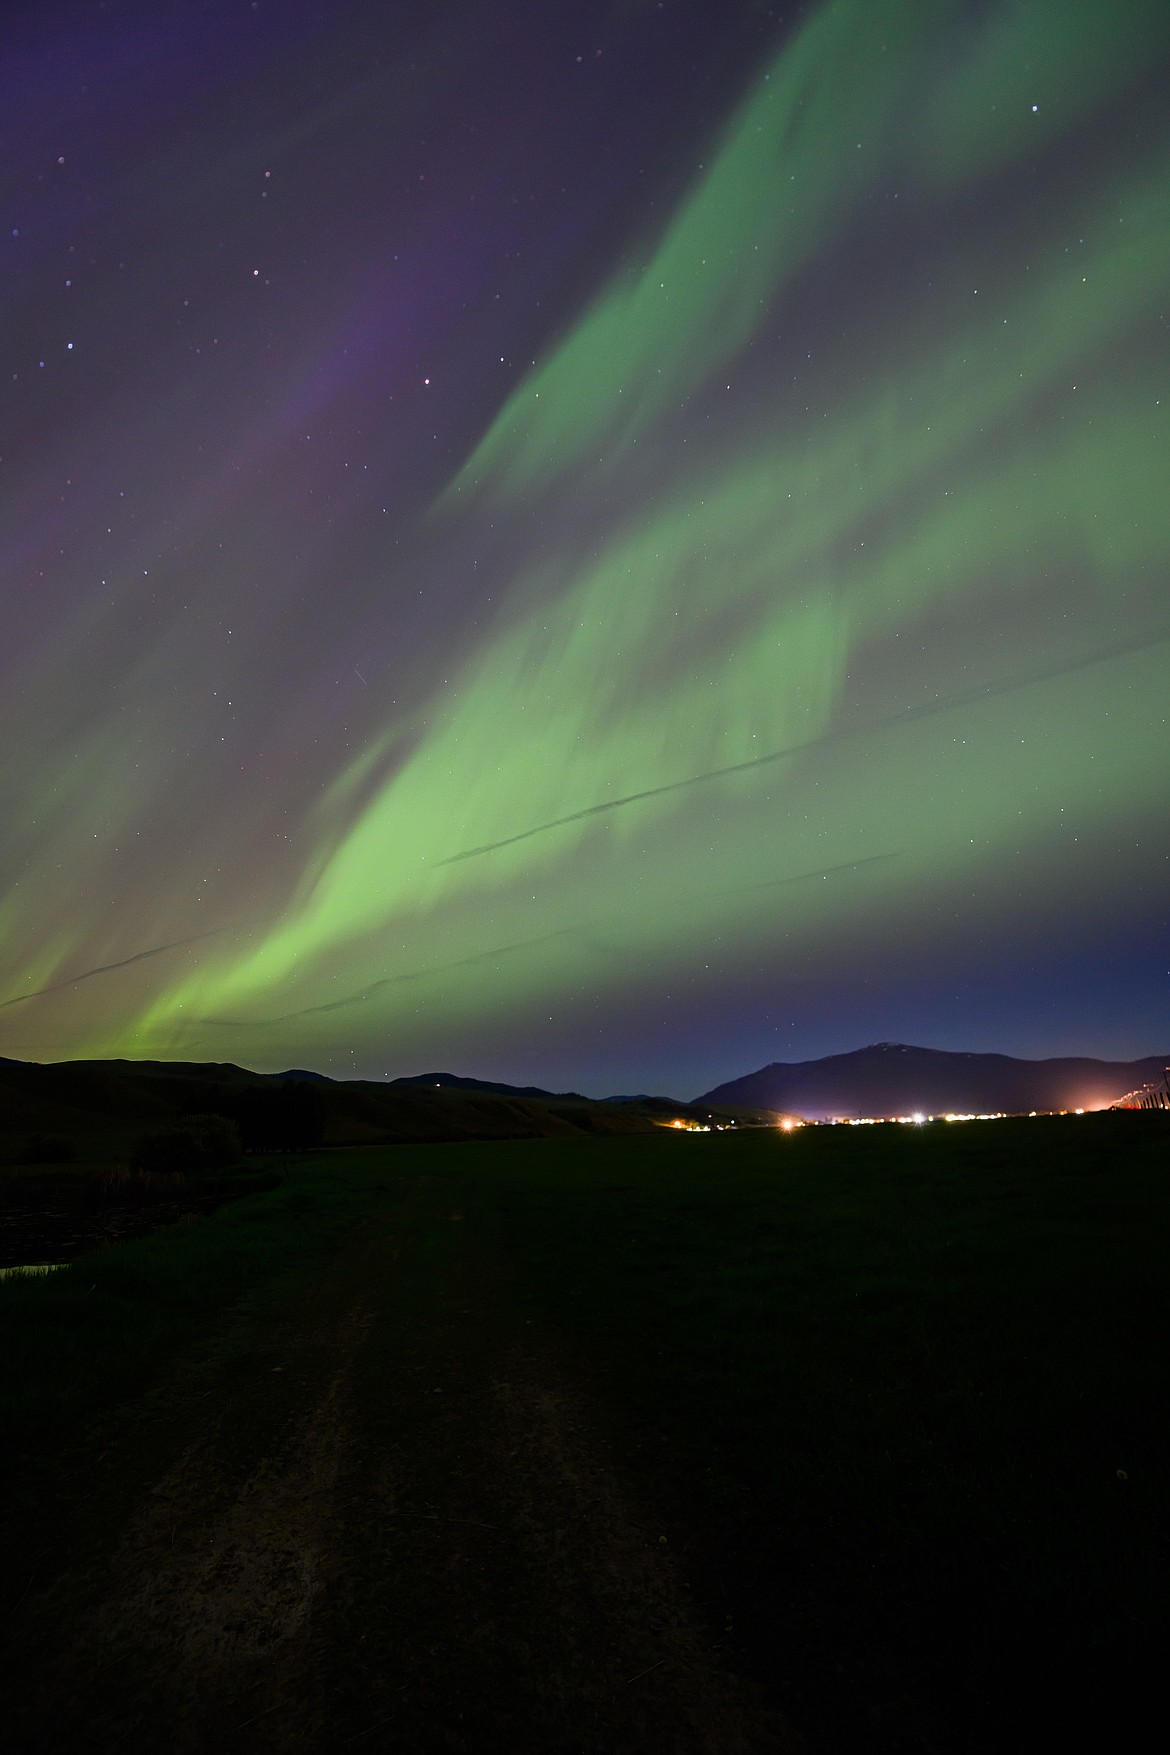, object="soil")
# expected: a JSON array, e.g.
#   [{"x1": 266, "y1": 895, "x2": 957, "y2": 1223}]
[{"x1": 1, "y1": 1174, "x2": 803, "y2": 1754}]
